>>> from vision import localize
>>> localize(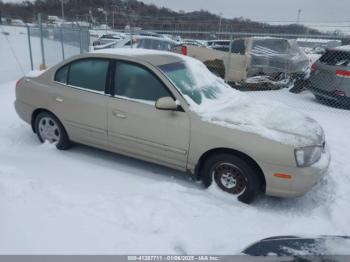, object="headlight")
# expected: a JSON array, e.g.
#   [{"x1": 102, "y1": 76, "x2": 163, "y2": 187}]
[{"x1": 295, "y1": 146, "x2": 323, "y2": 167}]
